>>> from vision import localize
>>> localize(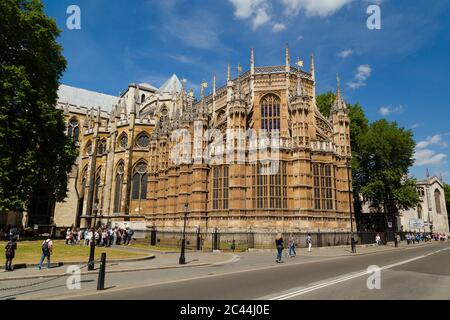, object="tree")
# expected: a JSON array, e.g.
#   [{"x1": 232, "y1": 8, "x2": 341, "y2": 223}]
[
  {"x1": 0, "y1": 0, "x2": 77, "y2": 221},
  {"x1": 444, "y1": 183, "x2": 450, "y2": 214},
  {"x1": 316, "y1": 91, "x2": 335, "y2": 118},
  {"x1": 357, "y1": 120, "x2": 420, "y2": 230}
]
